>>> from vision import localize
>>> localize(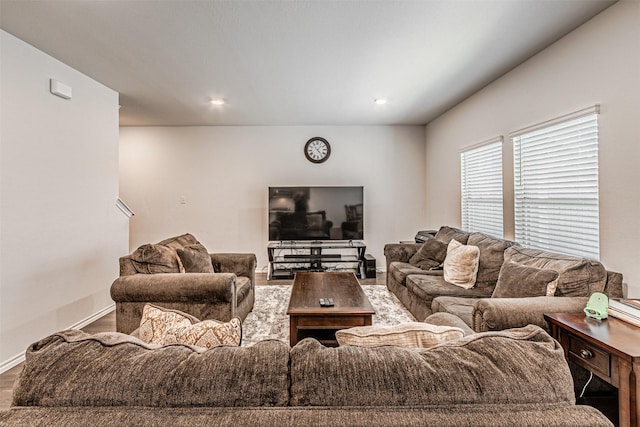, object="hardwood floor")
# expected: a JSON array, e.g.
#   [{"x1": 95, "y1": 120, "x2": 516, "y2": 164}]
[
  {"x1": 0, "y1": 366, "x2": 22, "y2": 411},
  {"x1": 0, "y1": 271, "x2": 385, "y2": 410}
]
